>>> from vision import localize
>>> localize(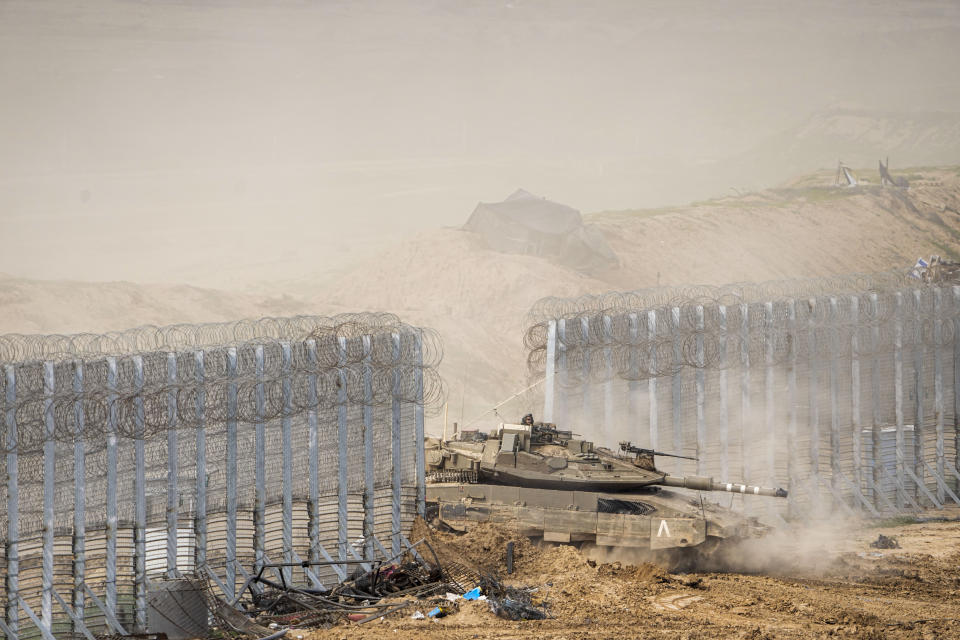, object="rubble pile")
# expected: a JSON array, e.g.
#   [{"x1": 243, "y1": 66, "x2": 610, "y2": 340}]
[{"x1": 201, "y1": 524, "x2": 552, "y2": 638}]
